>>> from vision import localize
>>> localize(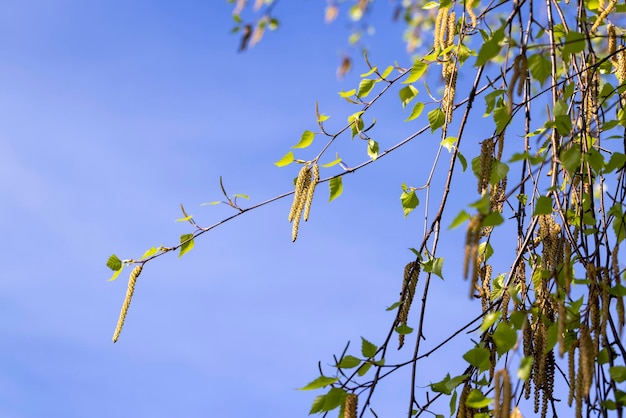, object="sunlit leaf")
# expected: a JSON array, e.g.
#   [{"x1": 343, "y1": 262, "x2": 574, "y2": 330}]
[
  {"x1": 179, "y1": 233, "x2": 195, "y2": 258},
  {"x1": 518, "y1": 356, "x2": 533, "y2": 380},
  {"x1": 466, "y1": 389, "x2": 492, "y2": 409},
  {"x1": 401, "y1": 189, "x2": 419, "y2": 217},
  {"x1": 358, "y1": 79, "x2": 376, "y2": 98},
  {"x1": 441, "y1": 136, "x2": 457, "y2": 152},
  {"x1": 140, "y1": 247, "x2": 159, "y2": 259},
  {"x1": 399, "y1": 85, "x2": 418, "y2": 108},
  {"x1": 108, "y1": 266, "x2": 124, "y2": 282},
  {"x1": 107, "y1": 254, "x2": 122, "y2": 271},
  {"x1": 449, "y1": 210, "x2": 470, "y2": 229},
  {"x1": 475, "y1": 28, "x2": 504, "y2": 67},
  {"x1": 329, "y1": 177, "x2": 343, "y2": 202},
  {"x1": 405, "y1": 102, "x2": 425, "y2": 122},
  {"x1": 233, "y1": 193, "x2": 250, "y2": 199},
  {"x1": 428, "y1": 108, "x2": 445, "y2": 132},
  {"x1": 560, "y1": 146, "x2": 582, "y2": 176},
  {"x1": 403, "y1": 60, "x2": 427, "y2": 84},
  {"x1": 361, "y1": 337, "x2": 378, "y2": 357},
  {"x1": 337, "y1": 355, "x2": 361, "y2": 369},
  {"x1": 274, "y1": 151, "x2": 294, "y2": 167},
  {"x1": 423, "y1": 257, "x2": 444, "y2": 279},
  {"x1": 463, "y1": 346, "x2": 490, "y2": 371},
  {"x1": 175, "y1": 215, "x2": 193, "y2": 222},
  {"x1": 380, "y1": 65, "x2": 394, "y2": 79},
  {"x1": 299, "y1": 375, "x2": 339, "y2": 390},
  {"x1": 368, "y1": 139, "x2": 379, "y2": 160},
  {"x1": 493, "y1": 322, "x2": 517, "y2": 355},
  {"x1": 292, "y1": 130, "x2": 315, "y2": 149},
  {"x1": 528, "y1": 54, "x2": 551, "y2": 86}
]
